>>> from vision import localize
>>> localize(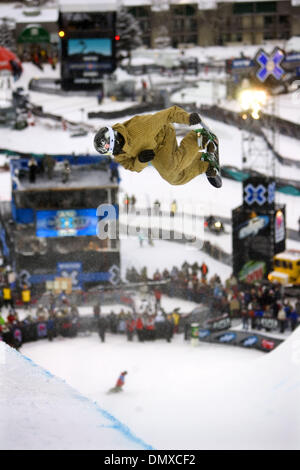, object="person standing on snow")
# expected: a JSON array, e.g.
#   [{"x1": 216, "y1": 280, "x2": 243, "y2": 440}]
[{"x1": 93, "y1": 106, "x2": 221, "y2": 188}]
